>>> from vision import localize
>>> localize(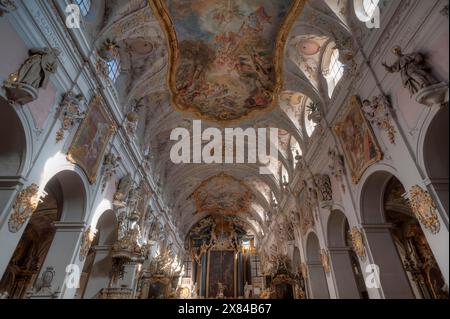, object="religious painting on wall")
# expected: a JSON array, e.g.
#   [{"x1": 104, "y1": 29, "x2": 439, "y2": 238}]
[
  {"x1": 208, "y1": 250, "x2": 235, "y2": 298},
  {"x1": 151, "y1": 0, "x2": 306, "y2": 122},
  {"x1": 333, "y1": 96, "x2": 383, "y2": 184},
  {"x1": 67, "y1": 95, "x2": 116, "y2": 183}
]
